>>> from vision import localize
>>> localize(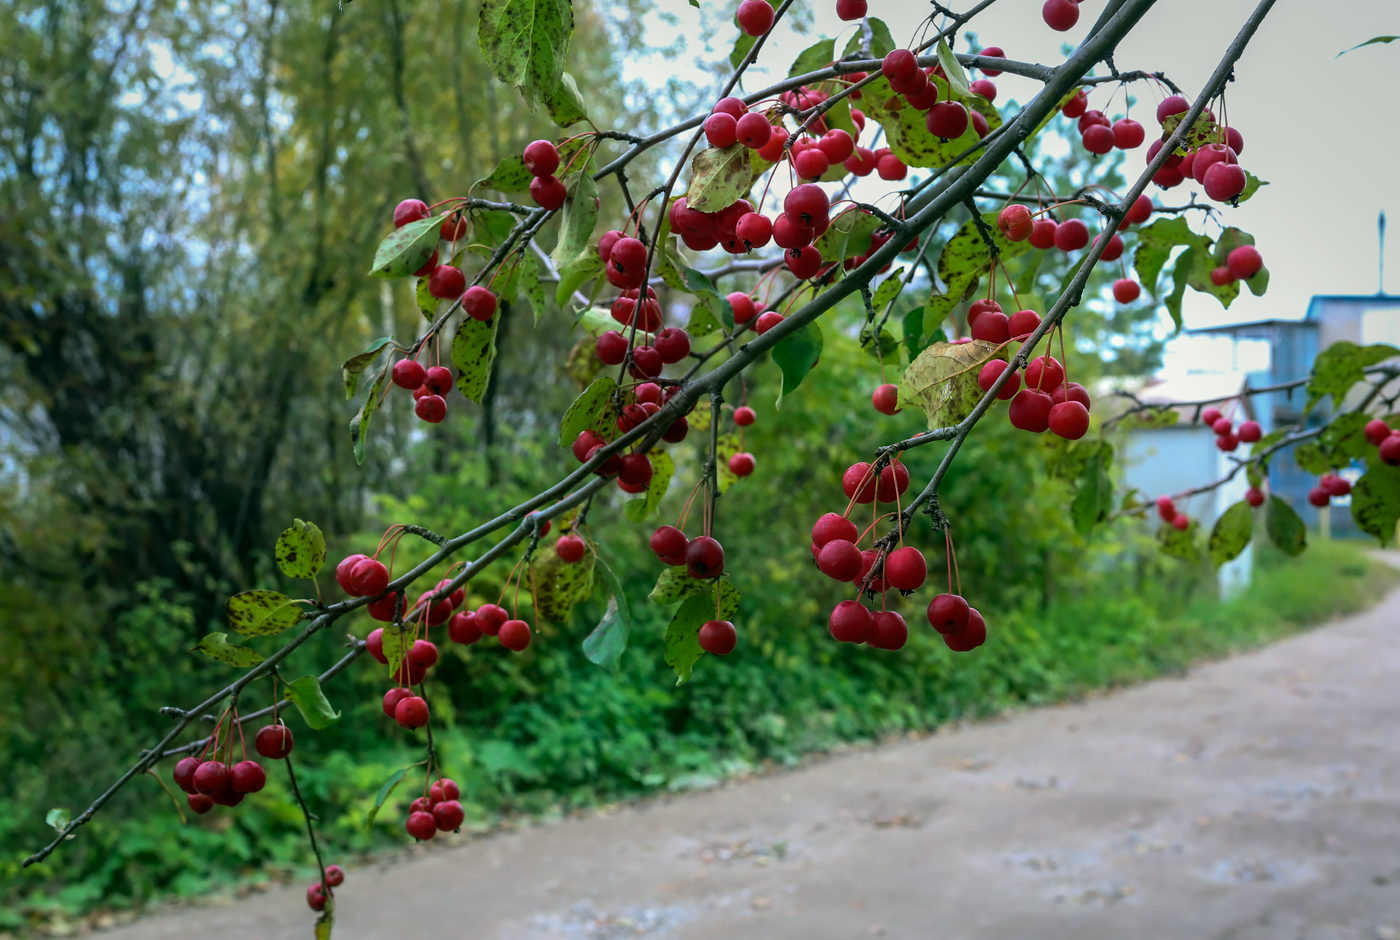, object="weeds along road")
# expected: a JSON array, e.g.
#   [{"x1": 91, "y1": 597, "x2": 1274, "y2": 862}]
[{"x1": 102, "y1": 557, "x2": 1400, "y2": 940}]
